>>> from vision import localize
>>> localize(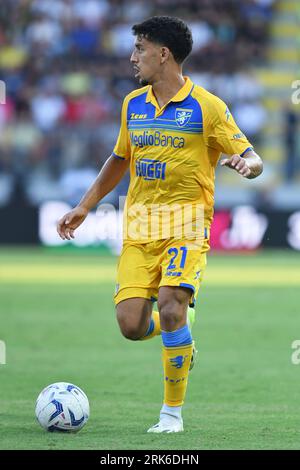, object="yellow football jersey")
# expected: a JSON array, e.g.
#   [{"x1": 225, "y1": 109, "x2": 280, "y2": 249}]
[{"x1": 113, "y1": 76, "x2": 252, "y2": 243}]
